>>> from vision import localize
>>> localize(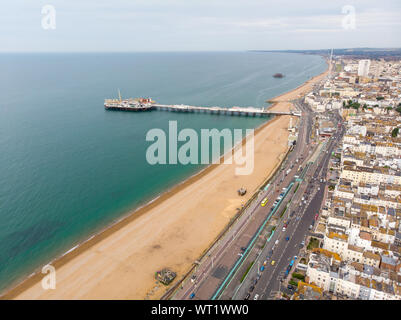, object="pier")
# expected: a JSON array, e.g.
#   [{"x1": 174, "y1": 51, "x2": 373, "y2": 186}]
[{"x1": 104, "y1": 103, "x2": 301, "y2": 117}]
